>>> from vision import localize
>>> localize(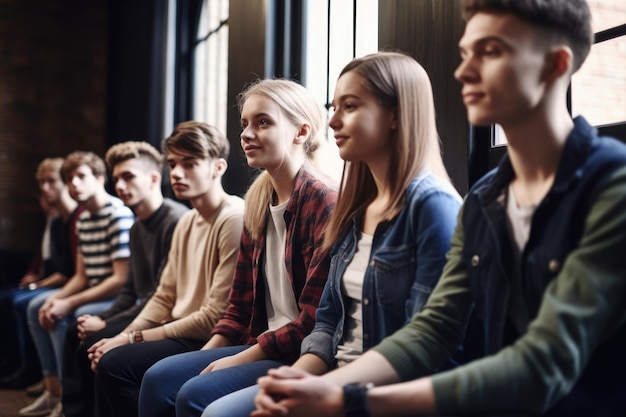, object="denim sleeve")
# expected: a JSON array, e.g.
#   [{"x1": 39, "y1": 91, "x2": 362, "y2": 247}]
[
  {"x1": 405, "y1": 189, "x2": 461, "y2": 319},
  {"x1": 373, "y1": 204, "x2": 472, "y2": 378},
  {"x1": 299, "y1": 273, "x2": 339, "y2": 367},
  {"x1": 300, "y1": 330, "x2": 334, "y2": 367}
]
